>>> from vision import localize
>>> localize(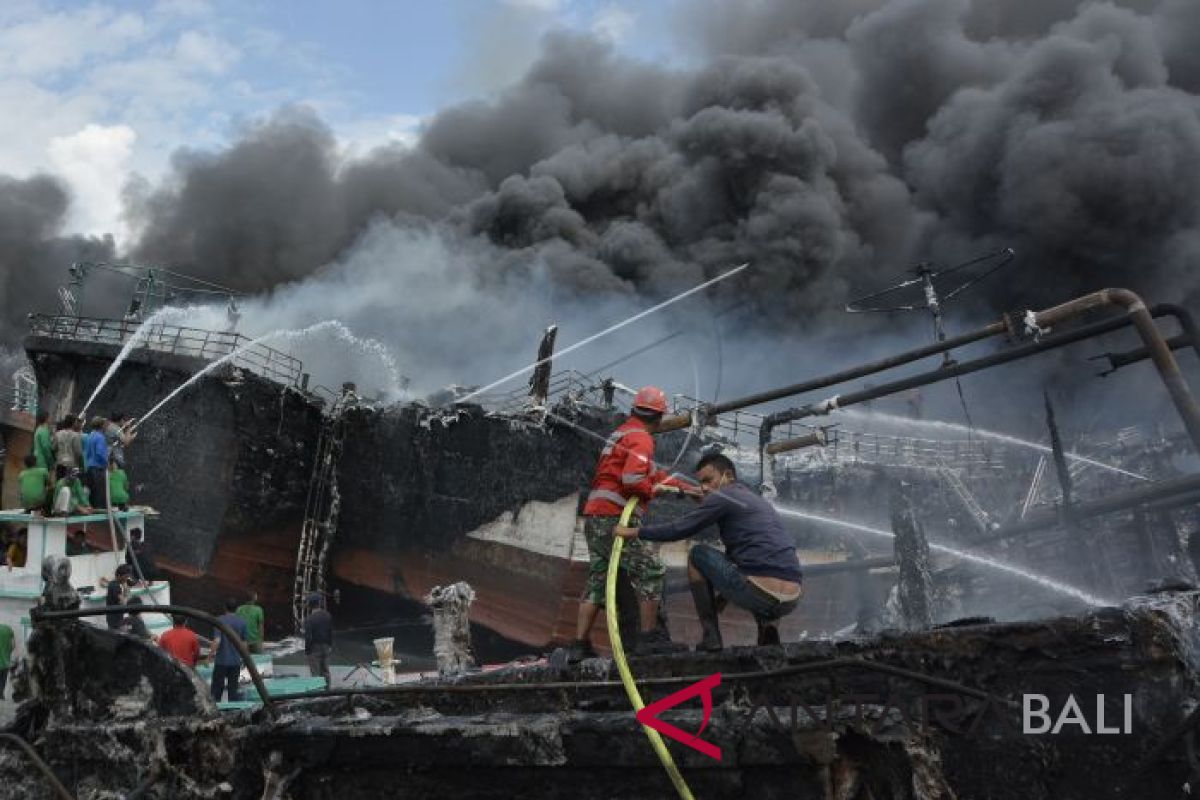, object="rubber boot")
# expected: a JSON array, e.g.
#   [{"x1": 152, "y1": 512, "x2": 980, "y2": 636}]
[
  {"x1": 565, "y1": 638, "x2": 596, "y2": 663},
  {"x1": 756, "y1": 619, "x2": 781, "y2": 646},
  {"x1": 689, "y1": 580, "x2": 724, "y2": 652},
  {"x1": 633, "y1": 626, "x2": 679, "y2": 656}
]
